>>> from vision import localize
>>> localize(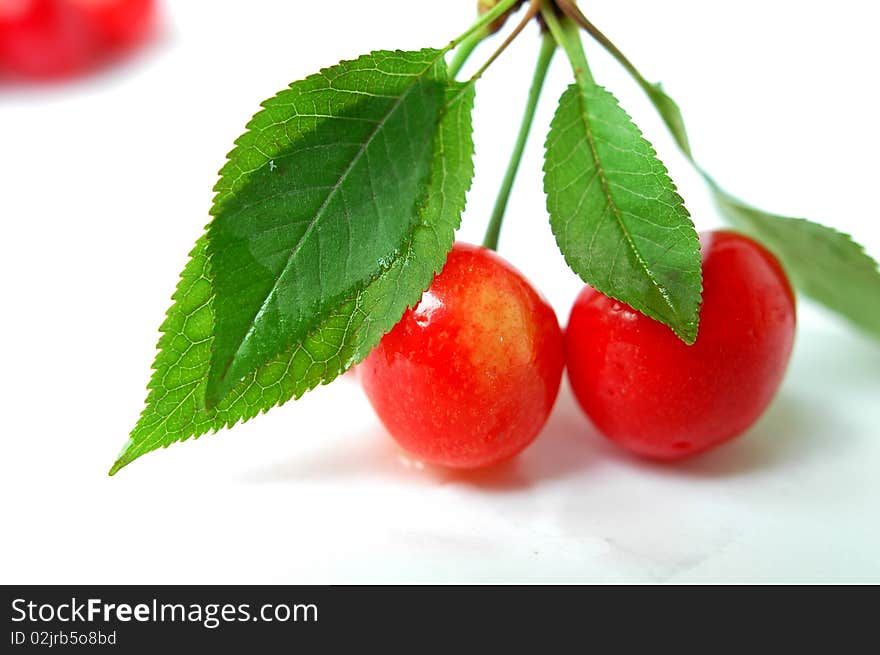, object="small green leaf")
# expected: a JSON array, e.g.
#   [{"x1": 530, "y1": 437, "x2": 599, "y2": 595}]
[
  {"x1": 111, "y1": 82, "x2": 476, "y2": 474},
  {"x1": 206, "y1": 49, "x2": 450, "y2": 407},
  {"x1": 544, "y1": 82, "x2": 702, "y2": 343},
  {"x1": 555, "y1": 4, "x2": 880, "y2": 338},
  {"x1": 643, "y1": 83, "x2": 692, "y2": 159},
  {"x1": 589, "y1": 32, "x2": 880, "y2": 339},
  {"x1": 713, "y1": 188, "x2": 880, "y2": 337}
]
